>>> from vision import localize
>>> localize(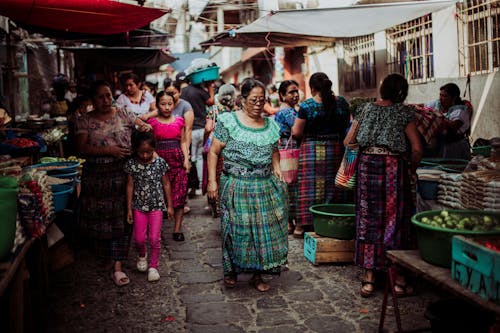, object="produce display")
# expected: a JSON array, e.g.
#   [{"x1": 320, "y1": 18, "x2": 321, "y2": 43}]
[
  {"x1": 3, "y1": 138, "x2": 39, "y2": 148},
  {"x1": 18, "y1": 170, "x2": 54, "y2": 238},
  {"x1": 419, "y1": 210, "x2": 500, "y2": 231}
]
